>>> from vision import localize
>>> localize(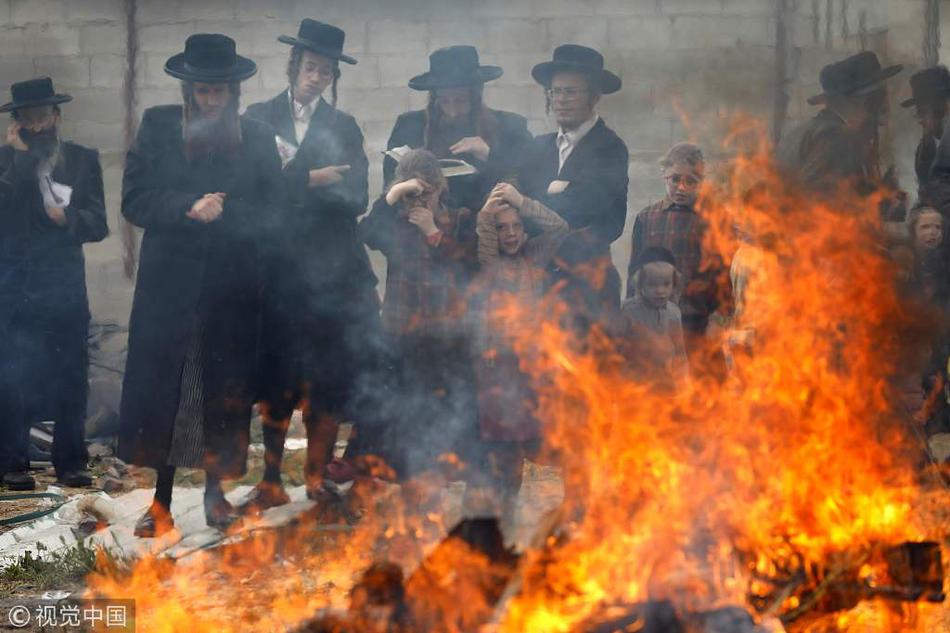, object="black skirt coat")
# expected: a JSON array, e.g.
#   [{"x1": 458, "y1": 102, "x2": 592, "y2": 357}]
[
  {"x1": 383, "y1": 108, "x2": 533, "y2": 211},
  {"x1": 117, "y1": 105, "x2": 285, "y2": 476},
  {"x1": 245, "y1": 93, "x2": 380, "y2": 418},
  {"x1": 0, "y1": 142, "x2": 108, "y2": 473}
]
